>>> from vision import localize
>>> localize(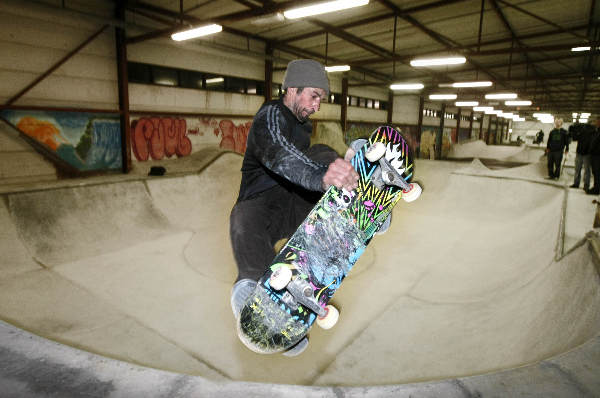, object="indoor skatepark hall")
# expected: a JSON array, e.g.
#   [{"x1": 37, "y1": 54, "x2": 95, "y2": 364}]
[{"x1": 1, "y1": 138, "x2": 599, "y2": 396}]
